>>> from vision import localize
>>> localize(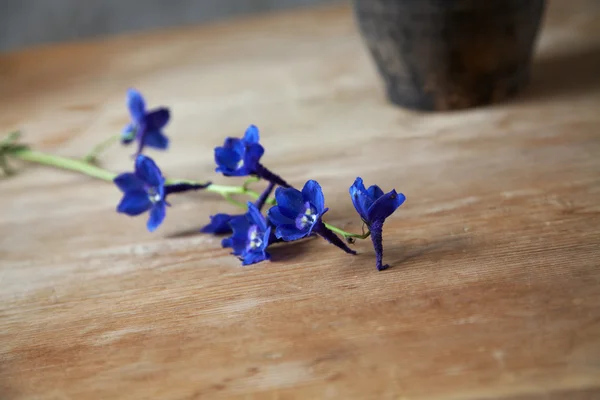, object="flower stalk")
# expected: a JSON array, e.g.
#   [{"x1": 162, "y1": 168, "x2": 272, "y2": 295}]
[{"x1": 6, "y1": 146, "x2": 367, "y2": 241}]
